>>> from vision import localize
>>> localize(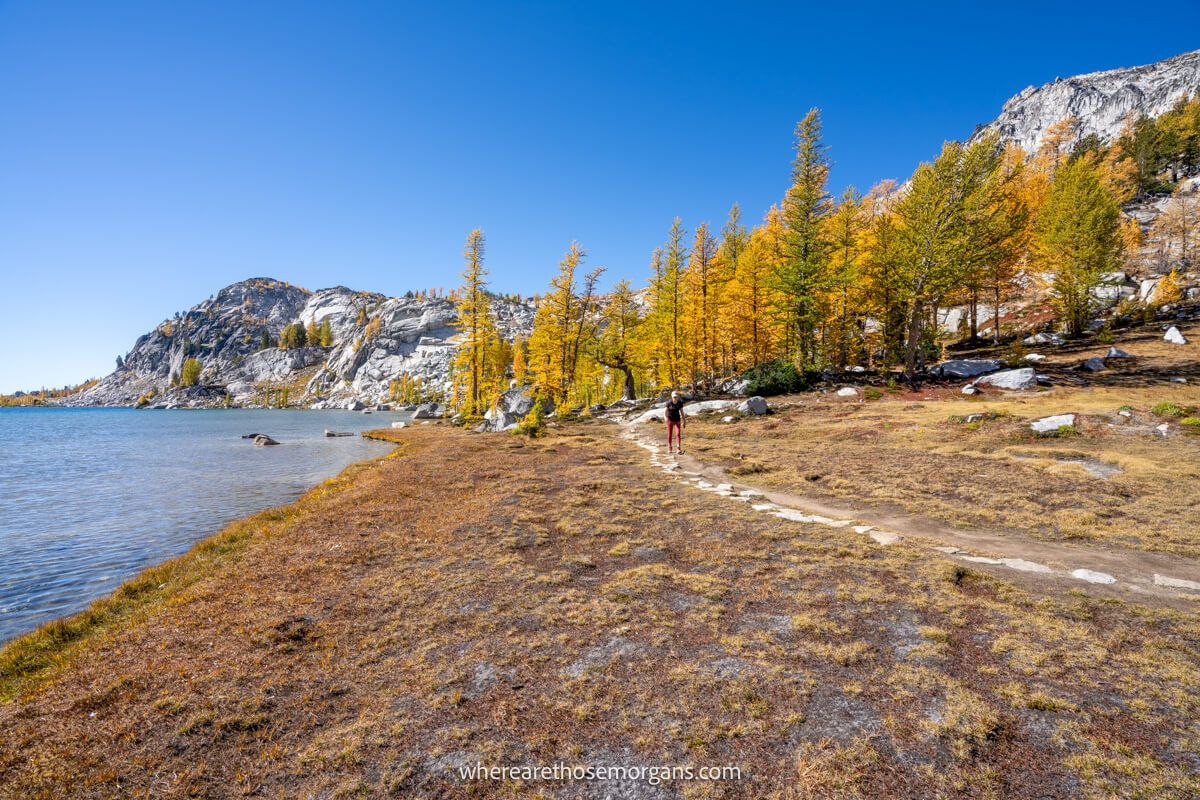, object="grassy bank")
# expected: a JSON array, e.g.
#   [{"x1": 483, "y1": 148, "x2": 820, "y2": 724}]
[{"x1": 2, "y1": 424, "x2": 1199, "y2": 798}]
